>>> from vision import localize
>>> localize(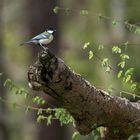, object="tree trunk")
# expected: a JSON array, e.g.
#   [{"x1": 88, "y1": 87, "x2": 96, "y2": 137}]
[
  {"x1": 28, "y1": 49, "x2": 140, "y2": 140},
  {"x1": 0, "y1": 0, "x2": 9, "y2": 140},
  {"x1": 25, "y1": 1, "x2": 65, "y2": 140}
]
